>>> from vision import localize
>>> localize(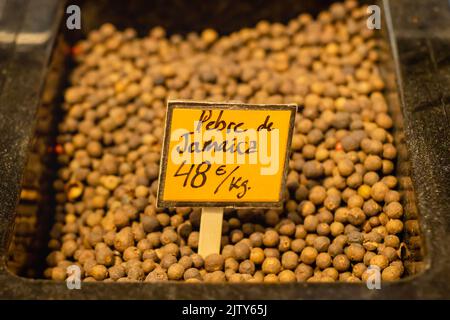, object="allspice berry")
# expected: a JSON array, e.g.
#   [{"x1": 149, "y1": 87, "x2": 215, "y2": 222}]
[
  {"x1": 201, "y1": 28, "x2": 218, "y2": 45},
  {"x1": 95, "y1": 243, "x2": 114, "y2": 266},
  {"x1": 191, "y1": 254, "x2": 204, "y2": 268},
  {"x1": 90, "y1": 264, "x2": 108, "y2": 281},
  {"x1": 109, "y1": 265, "x2": 125, "y2": 280},
  {"x1": 51, "y1": 267, "x2": 67, "y2": 281},
  {"x1": 337, "y1": 158, "x2": 354, "y2": 176},
  {"x1": 316, "y1": 252, "x2": 332, "y2": 269},
  {"x1": 364, "y1": 155, "x2": 382, "y2": 171},
  {"x1": 291, "y1": 239, "x2": 306, "y2": 253},
  {"x1": 371, "y1": 182, "x2": 388, "y2": 202},
  {"x1": 344, "y1": 244, "x2": 365, "y2": 262},
  {"x1": 114, "y1": 227, "x2": 134, "y2": 252},
  {"x1": 250, "y1": 248, "x2": 265, "y2": 265},
  {"x1": 382, "y1": 265, "x2": 402, "y2": 281},
  {"x1": 386, "y1": 219, "x2": 403, "y2": 234},
  {"x1": 263, "y1": 230, "x2": 280, "y2": 247},
  {"x1": 234, "y1": 242, "x2": 251, "y2": 261},
  {"x1": 42, "y1": 2, "x2": 409, "y2": 284},
  {"x1": 295, "y1": 264, "x2": 313, "y2": 281},
  {"x1": 385, "y1": 202, "x2": 403, "y2": 219},
  {"x1": 281, "y1": 251, "x2": 299, "y2": 270},
  {"x1": 347, "y1": 207, "x2": 366, "y2": 225},
  {"x1": 239, "y1": 260, "x2": 256, "y2": 275},
  {"x1": 127, "y1": 266, "x2": 145, "y2": 281},
  {"x1": 224, "y1": 258, "x2": 239, "y2": 272},
  {"x1": 369, "y1": 254, "x2": 389, "y2": 270},
  {"x1": 205, "y1": 253, "x2": 224, "y2": 272},
  {"x1": 145, "y1": 268, "x2": 168, "y2": 282},
  {"x1": 160, "y1": 254, "x2": 177, "y2": 269},
  {"x1": 313, "y1": 236, "x2": 330, "y2": 252},
  {"x1": 204, "y1": 271, "x2": 226, "y2": 283},
  {"x1": 309, "y1": 186, "x2": 327, "y2": 205},
  {"x1": 123, "y1": 246, "x2": 141, "y2": 261},
  {"x1": 178, "y1": 256, "x2": 193, "y2": 270},
  {"x1": 263, "y1": 274, "x2": 279, "y2": 283},
  {"x1": 184, "y1": 268, "x2": 202, "y2": 281},
  {"x1": 142, "y1": 259, "x2": 156, "y2": 274},
  {"x1": 303, "y1": 160, "x2": 324, "y2": 178}
]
